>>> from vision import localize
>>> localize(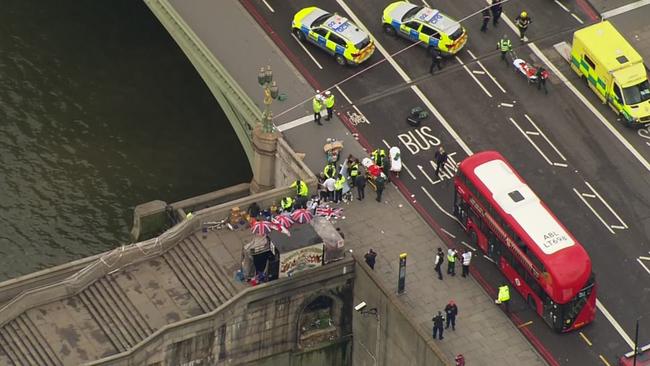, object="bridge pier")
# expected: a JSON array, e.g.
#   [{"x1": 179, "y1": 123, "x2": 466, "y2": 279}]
[{"x1": 250, "y1": 125, "x2": 278, "y2": 193}]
